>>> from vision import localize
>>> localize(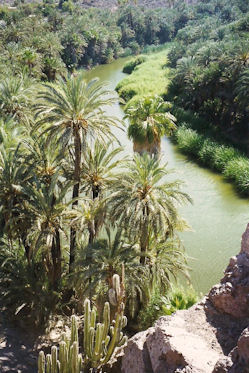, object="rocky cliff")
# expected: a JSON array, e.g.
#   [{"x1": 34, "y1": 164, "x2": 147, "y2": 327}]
[{"x1": 109, "y1": 224, "x2": 249, "y2": 373}]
